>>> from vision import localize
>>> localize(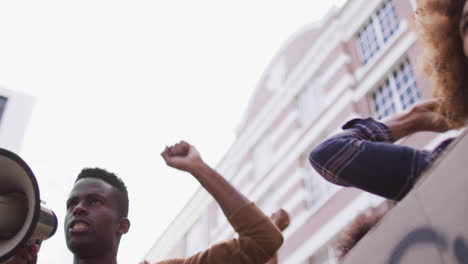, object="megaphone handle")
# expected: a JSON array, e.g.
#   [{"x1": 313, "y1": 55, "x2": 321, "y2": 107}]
[{"x1": 0, "y1": 243, "x2": 39, "y2": 264}]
